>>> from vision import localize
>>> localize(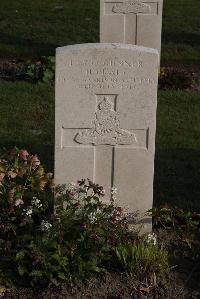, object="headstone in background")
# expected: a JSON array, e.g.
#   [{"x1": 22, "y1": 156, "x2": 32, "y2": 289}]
[
  {"x1": 100, "y1": 0, "x2": 163, "y2": 57},
  {"x1": 55, "y1": 43, "x2": 158, "y2": 231}
]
